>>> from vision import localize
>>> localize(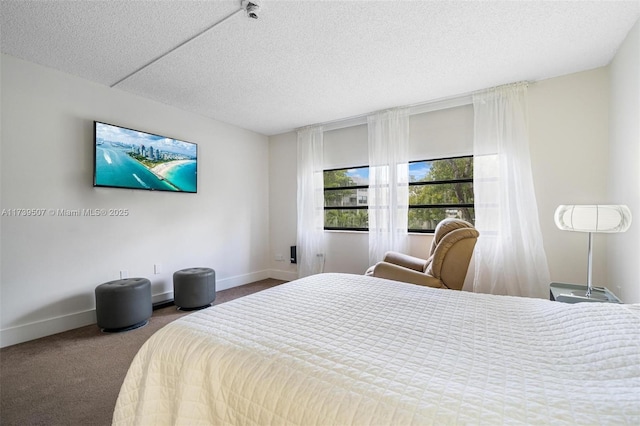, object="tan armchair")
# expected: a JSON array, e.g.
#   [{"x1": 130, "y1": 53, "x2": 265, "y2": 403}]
[{"x1": 365, "y1": 218, "x2": 479, "y2": 290}]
